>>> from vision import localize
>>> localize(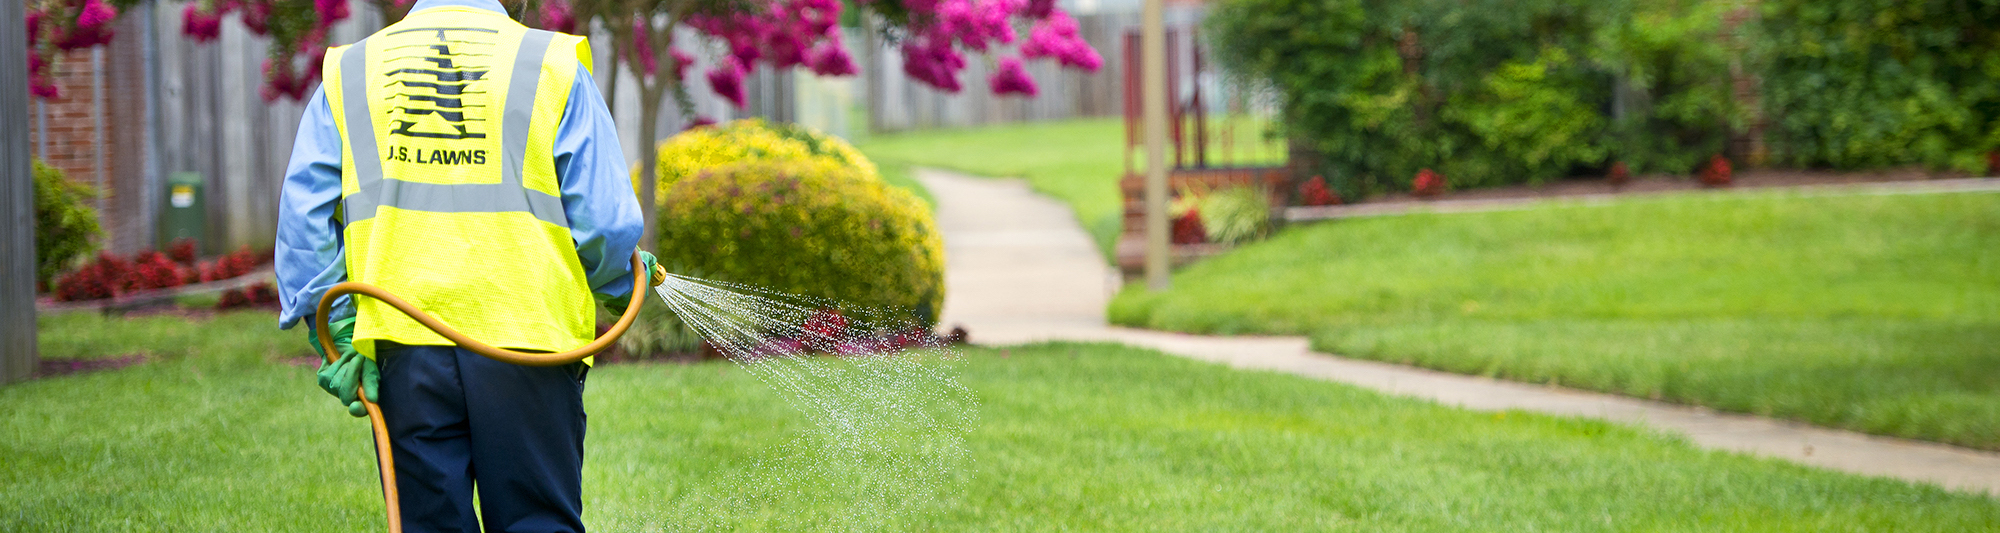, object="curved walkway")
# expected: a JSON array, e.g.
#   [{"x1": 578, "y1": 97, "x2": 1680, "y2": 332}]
[{"x1": 919, "y1": 167, "x2": 2000, "y2": 497}]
